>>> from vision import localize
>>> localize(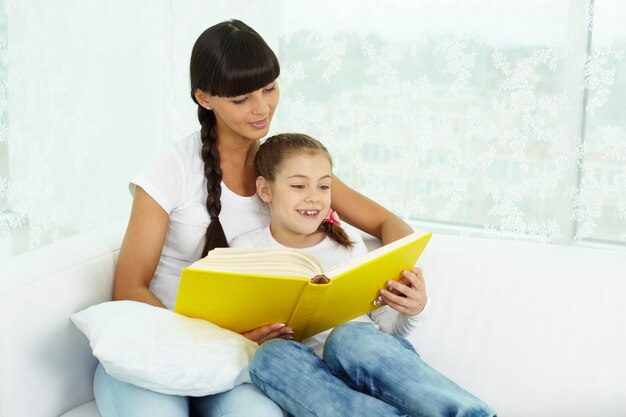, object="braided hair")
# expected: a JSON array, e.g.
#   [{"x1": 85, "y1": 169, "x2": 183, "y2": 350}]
[
  {"x1": 189, "y1": 20, "x2": 280, "y2": 257},
  {"x1": 254, "y1": 133, "x2": 354, "y2": 249}
]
